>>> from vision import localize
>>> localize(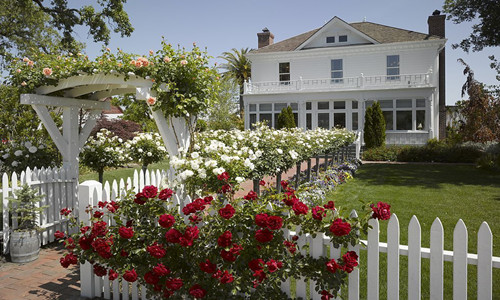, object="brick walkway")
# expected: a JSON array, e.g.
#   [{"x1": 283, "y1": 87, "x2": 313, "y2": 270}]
[{"x1": 0, "y1": 158, "x2": 330, "y2": 299}]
